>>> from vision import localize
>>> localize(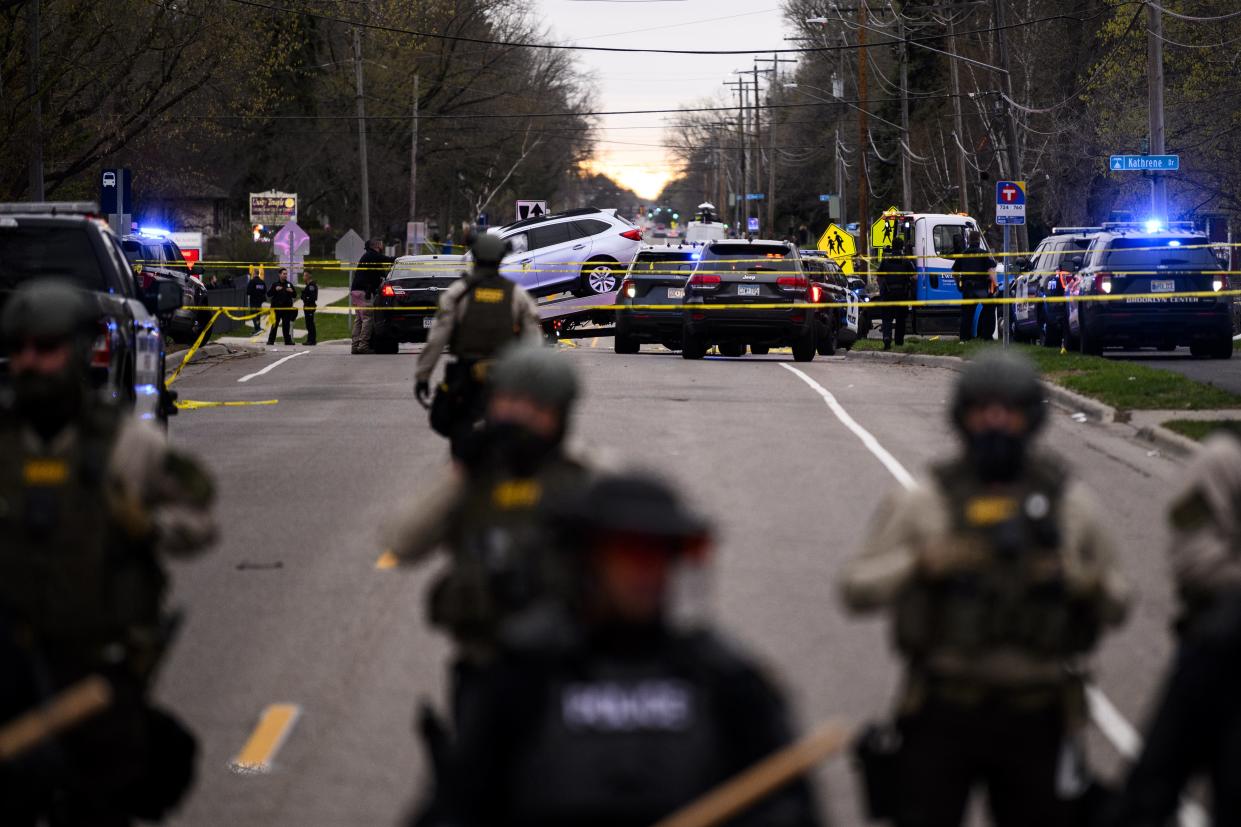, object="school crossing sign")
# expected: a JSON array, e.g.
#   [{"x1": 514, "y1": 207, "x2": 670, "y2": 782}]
[{"x1": 817, "y1": 223, "x2": 856, "y2": 275}]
